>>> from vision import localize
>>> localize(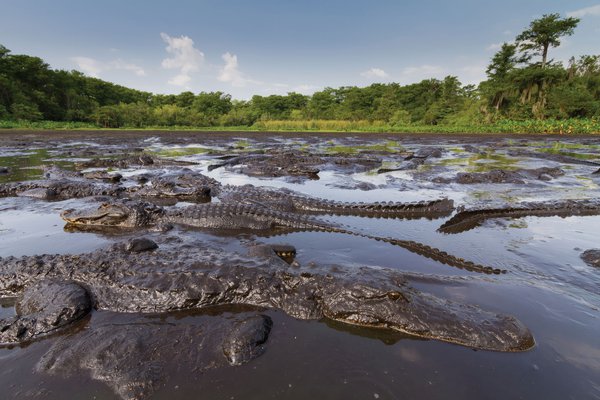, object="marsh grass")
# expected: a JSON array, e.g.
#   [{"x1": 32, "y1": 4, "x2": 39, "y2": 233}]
[
  {"x1": 2, "y1": 118, "x2": 599, "y2": 134},
  {"x1": 150, "y1": 147, "x2": 211, "y2": 157},
  {"x1": 322, "y1": 140, "x2": 404, "y2": 154}
]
